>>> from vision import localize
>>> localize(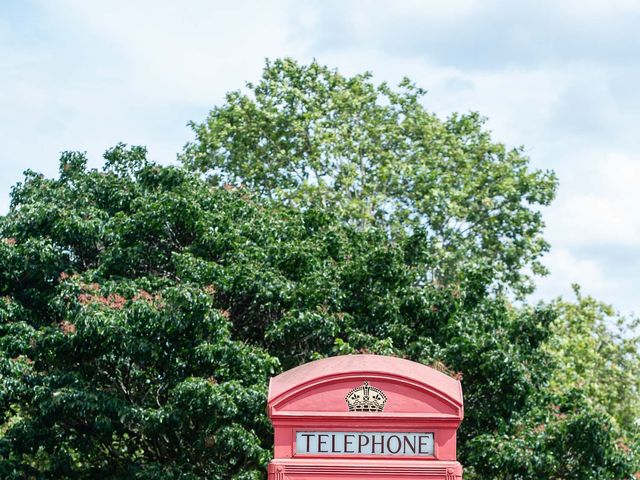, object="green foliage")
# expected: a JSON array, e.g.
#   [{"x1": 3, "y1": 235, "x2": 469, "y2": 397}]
[
  {"x1": 466, "y1": 390, "x2": 639, "y2": 479},
  {"x1": 1, "y1": 145, "x2": 636, "y2": 478},
  {"x1": 183, "y1": 58, "x2": 558, "y2": 296},
  {"x1": 544, "y1": 286, "x2": 640, "y2": 429},
  {"x1": 0, "y1": 152, "x2": 279, "y2": 478}
]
